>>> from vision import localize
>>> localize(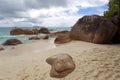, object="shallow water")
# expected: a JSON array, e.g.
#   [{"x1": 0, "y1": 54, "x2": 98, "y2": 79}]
[
  {"x1": 0, "y1": 37, "x2": 56, "y2": 57},
  {"x1": 0, "y1": 27, "x2": 71, "y2": 44}
]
